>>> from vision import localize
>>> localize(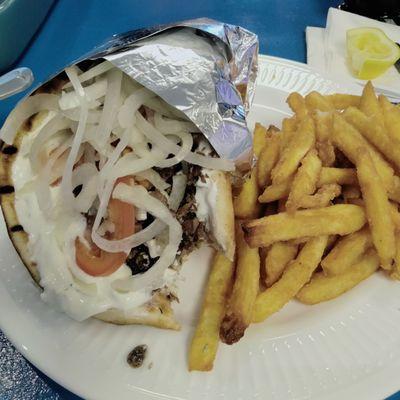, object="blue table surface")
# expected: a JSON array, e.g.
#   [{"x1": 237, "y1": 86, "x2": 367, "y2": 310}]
[{"x1": 0, "y1": 0, "x2": 399, "y2": 399}]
